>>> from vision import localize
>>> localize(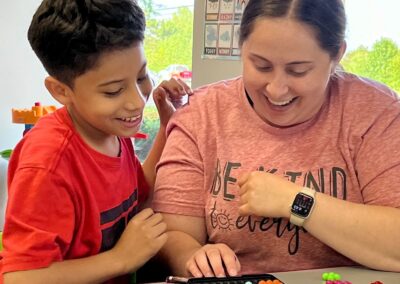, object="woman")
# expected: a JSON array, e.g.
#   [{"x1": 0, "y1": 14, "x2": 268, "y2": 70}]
[{"x1": 153, "y1": 0, "x2": 400, "y2": 277}]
